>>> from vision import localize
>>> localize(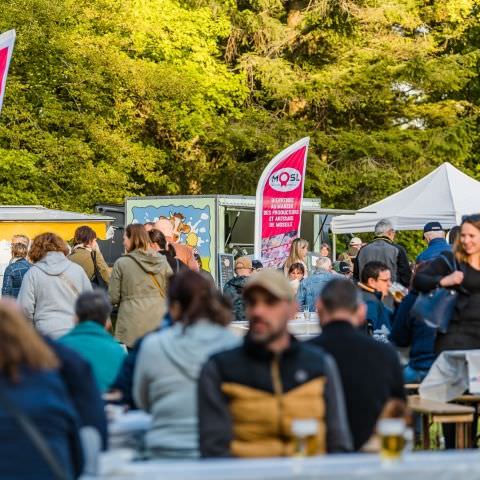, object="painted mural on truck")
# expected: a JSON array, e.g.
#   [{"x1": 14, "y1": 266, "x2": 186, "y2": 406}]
[{"x1": 126, "y1": 197, "x2": 215, "y2": 273}]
